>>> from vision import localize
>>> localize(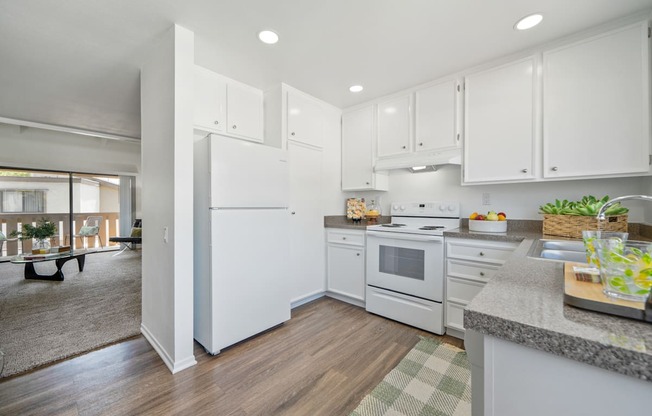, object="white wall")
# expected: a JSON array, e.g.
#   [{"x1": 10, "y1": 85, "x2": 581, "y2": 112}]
[
  {"x1": 79, "y1": 181, "x2": 100, "y2": 212},
  {"x1": 140, "y1": 24, "x2": 196, "y2": 373},
  {"x1": 344, "y1": 166, "x2": 649, "y2": 223},
  {"x1": 100, "y1": 185, "x2": 119, "y2": 213}
]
